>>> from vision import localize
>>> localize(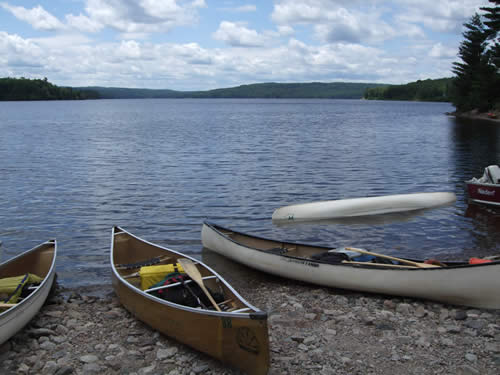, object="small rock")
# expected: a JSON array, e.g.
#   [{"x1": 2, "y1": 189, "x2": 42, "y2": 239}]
[
  {"x1": 454, "y1": 310, "x2": 467, "y2": 320},
  {"x1": 465, "y1": 353, "x2": 477, "y2": 362},
  {"x1": 156, "y1": 347, "x2": 178, "y2": 360},
  {"x1": 193, "y1": 364, "x2": 209, "y2": 373},
  {"x1": 396, "y1": 303, "x2": 411, "y2": 315},
  {"x1": 414, "y1": 306, "x2": 426, "y2": 318},
  {"x1": 383, "y1": 300, "x2": 395, "y2": 310},
  {"x1": 80, "y1": 354, "x2": 99, "y2": 363},
  {"x1": 457, "y1": 365, "x2": 480, "y2": 375}
]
